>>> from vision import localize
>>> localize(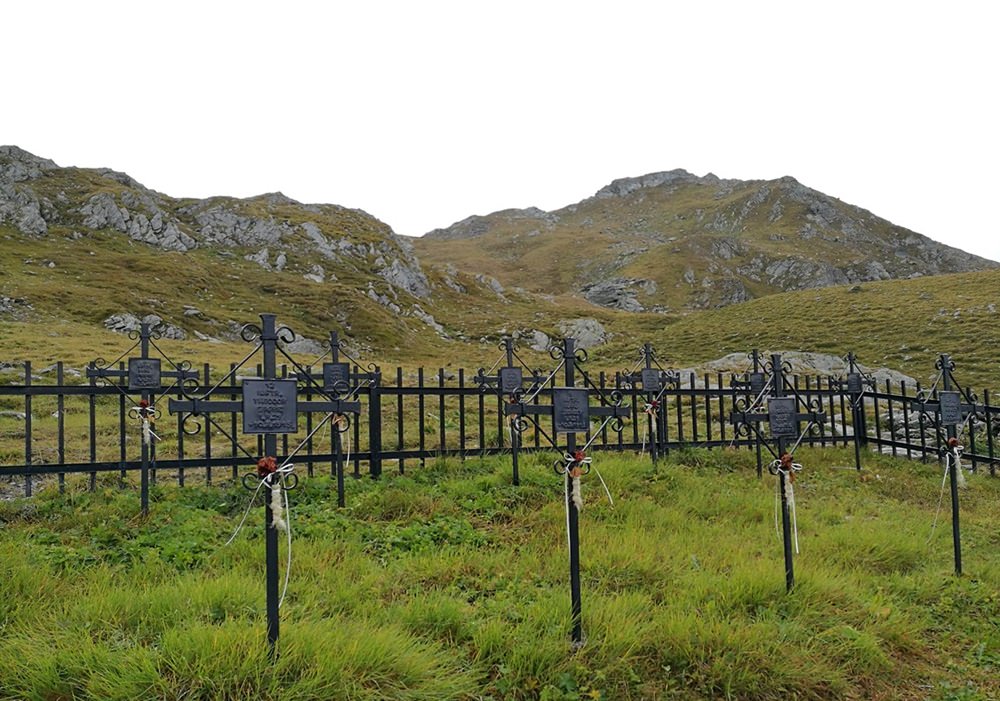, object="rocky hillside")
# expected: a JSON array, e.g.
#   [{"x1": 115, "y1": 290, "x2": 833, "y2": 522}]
[
  {"x1": 0, "y1": 145, "x2": 431, "y2": 294},
  {"x1": 0, "y1": 146, "x2": 625, "y2": 365},
  {"x1": 3, "y1": 146, "x2": 999, "y2": 386},
  {"x1": 0, "y1": 145, "x2": 463, "y2": 355},
  {"x1": 414, "y1": 169, "x2": 998, "y2": 312}
]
